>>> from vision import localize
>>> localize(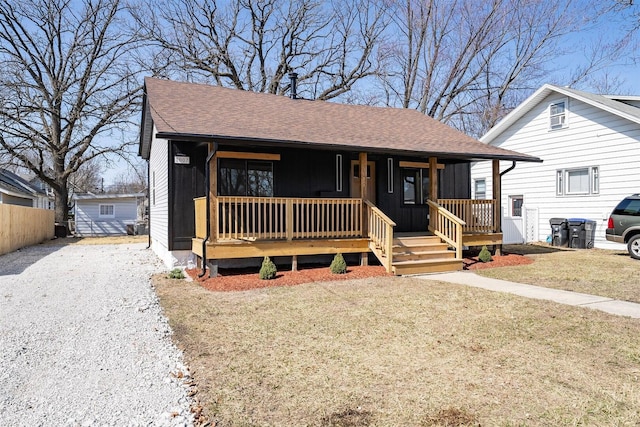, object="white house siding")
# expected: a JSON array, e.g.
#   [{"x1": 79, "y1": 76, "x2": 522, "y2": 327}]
[
  {"x1": 75, "y1": 198, "x2": 139, "y2": 236},
  {"x1": 148, "y1": 129, "x2": 181, "y2": 268},
  {"x1": 471, "y1": 92, "x2": 640, "y2": 249}
]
